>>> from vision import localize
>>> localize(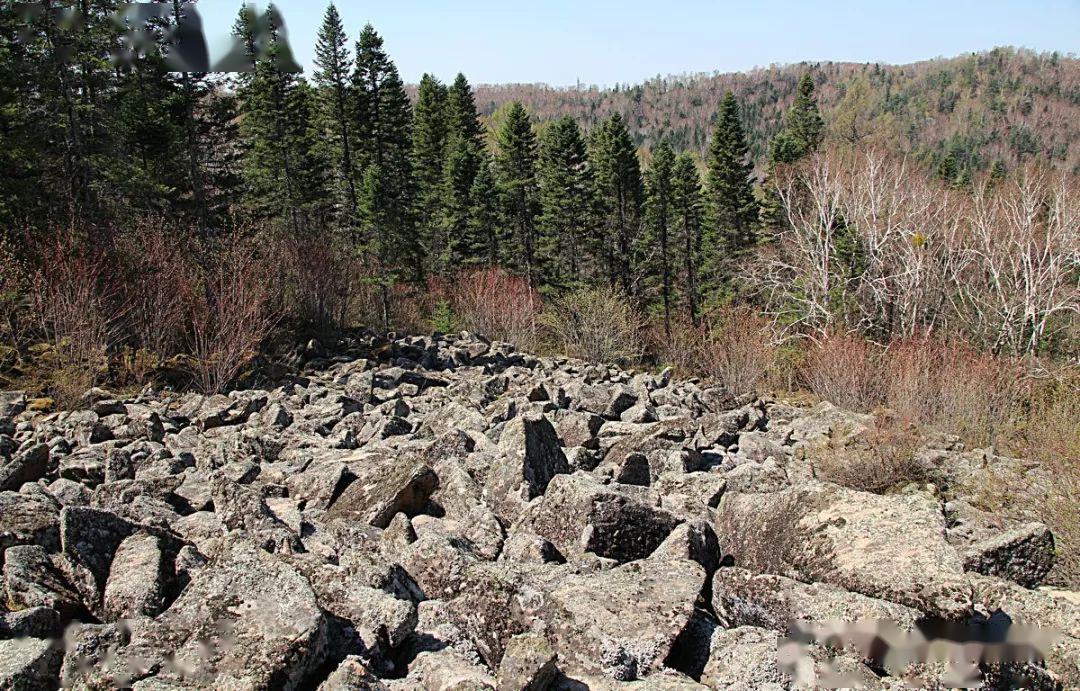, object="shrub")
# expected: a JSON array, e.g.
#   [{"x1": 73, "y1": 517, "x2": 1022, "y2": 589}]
[
  {"x1": 450, "y1": 267, "x2": 541, "y2": 350},
  {"x1": 29, "y1": 237, "x2": 123, "y2": 405},
  {"x1": 187, "y1": 231, "x2": 281, "y2": 394},
  {"x1": 542, "y1": 285, "x2": 642, "y2": 364},
  {"x1": 801, "y1": 331, "x2": 884, "y2": 411},
  {"x1": 810, "y1": 416, "x2": 930, "y2": 494},
  {"x1": 882, "y1": 334, "x2": 1026, "y2": 445},
  {"x1": 699, "y1": 306, "x2": 778, "y2": 394},
  {"x1": 114, "y1": 220, "x2": 194, "y2": 374},
  {"x1": 281, "y1": 231, "x2": 361, "y2": 335}
]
